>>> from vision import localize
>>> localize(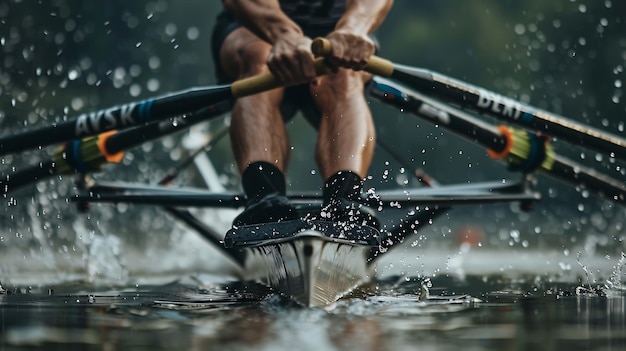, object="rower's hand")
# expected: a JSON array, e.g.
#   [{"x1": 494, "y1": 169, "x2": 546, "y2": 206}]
[
  {"x1": 267, "y1": 34, "x2": 316, "y2": 86},
  {"x1": 324, "y1": 31, "x2": 375, "y2": 71}
]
